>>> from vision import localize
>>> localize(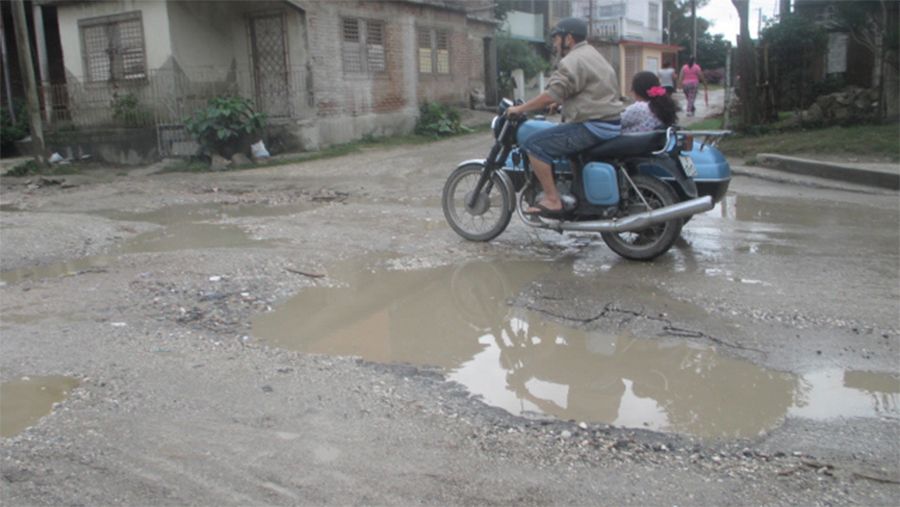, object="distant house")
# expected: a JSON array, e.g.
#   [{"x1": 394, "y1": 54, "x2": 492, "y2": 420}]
[
  {"x1": 571, "y1": 0, "x2": 680, "y2": 96},
  {"x1": 26, "y1": 0, "x2": 497, "y2": 158}
]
